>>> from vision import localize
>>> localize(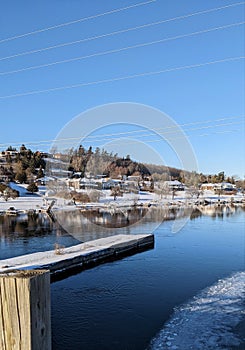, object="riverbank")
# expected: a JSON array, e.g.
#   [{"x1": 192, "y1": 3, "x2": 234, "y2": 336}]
[{"x1": 0, "y1": 183, "x2": 244, "y2": 215}]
